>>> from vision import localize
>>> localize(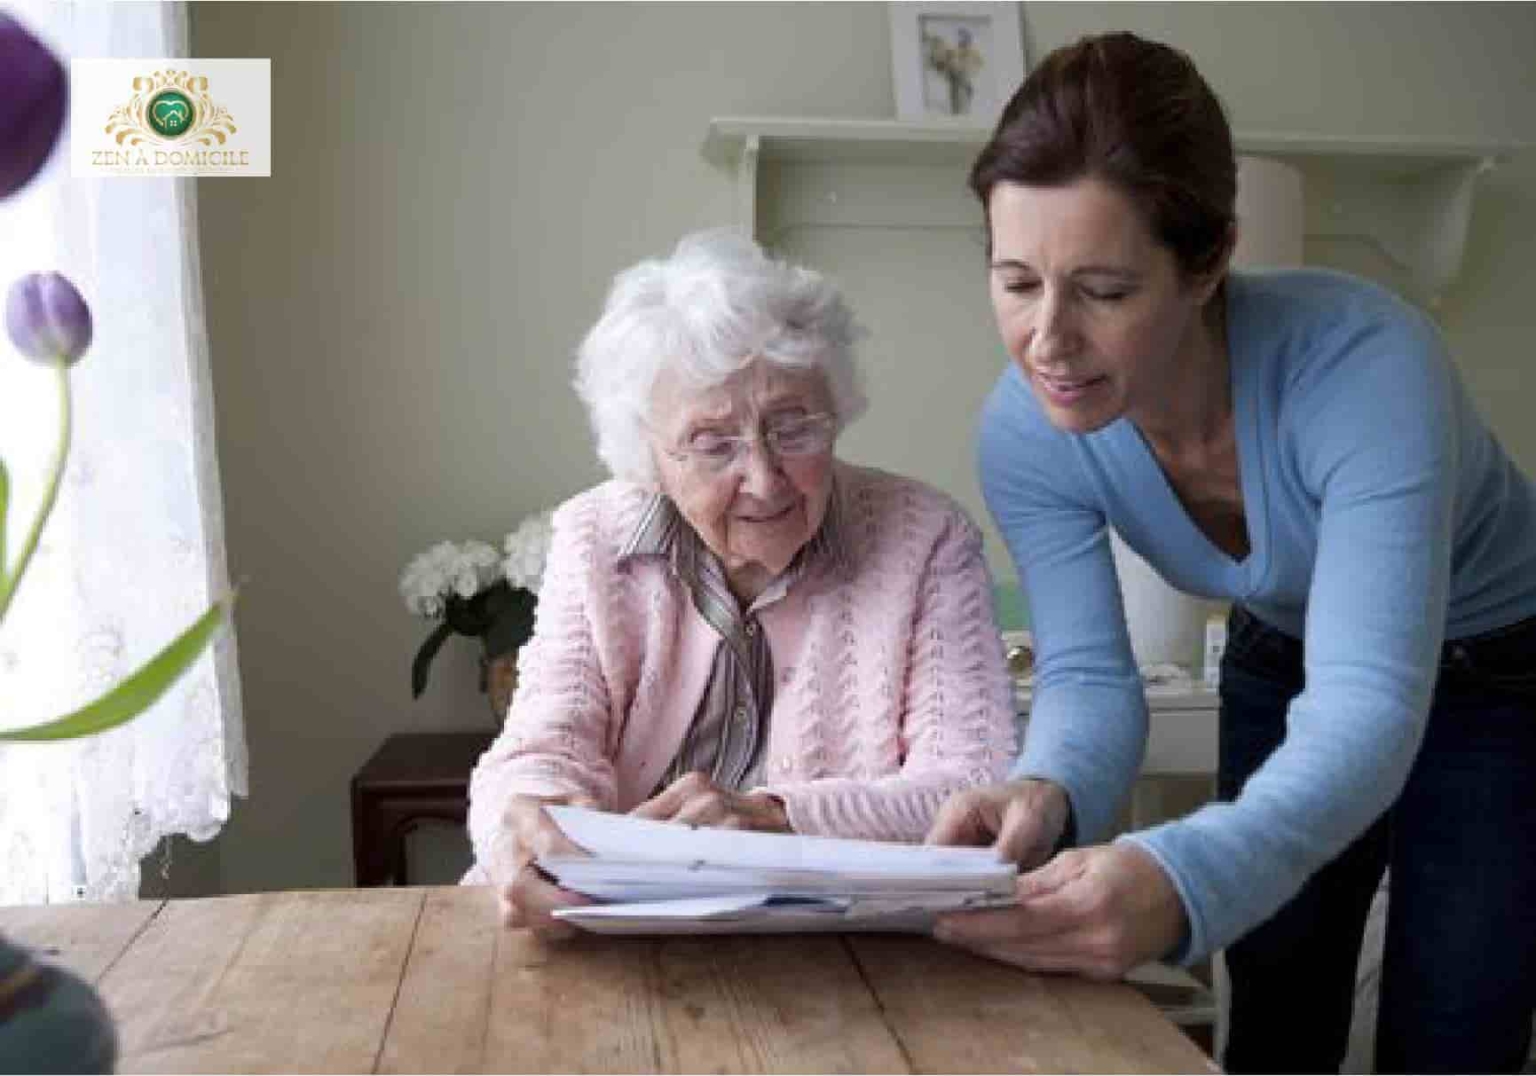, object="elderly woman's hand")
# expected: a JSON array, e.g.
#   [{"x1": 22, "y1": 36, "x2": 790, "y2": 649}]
[
  {"x1": 925, "y1": 777, "x2": 1072, "y2": 871},
  {"x1": 630, "y1": 772, "x2": 792, "y2": 832},
  {"x1": 931, "y1": 842, "x2": 1188, "y2": 980},
  {"x1": 485, "y1": 793, "x2": 598, "y2": 940}
]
